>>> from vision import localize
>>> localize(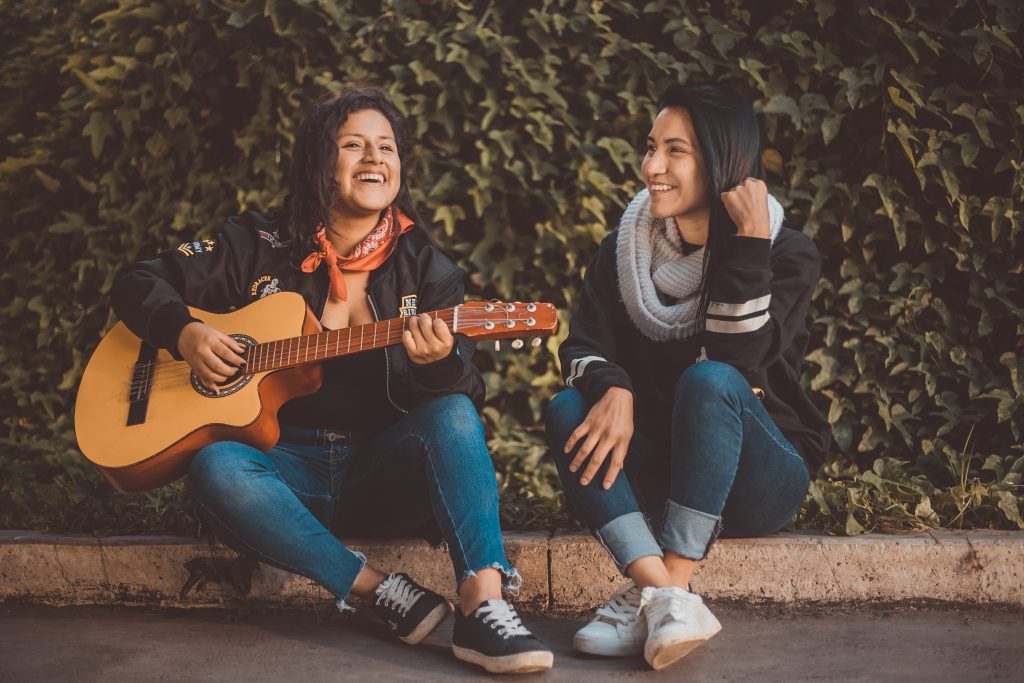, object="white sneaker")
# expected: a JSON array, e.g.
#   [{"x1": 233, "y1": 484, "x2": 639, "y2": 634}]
[
  {"x1": 572, "y1": 582, "x2": 646, "y2": 656},
  {"x1": 640, "y1": 586, "x2": 722, "y2": 670}
]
